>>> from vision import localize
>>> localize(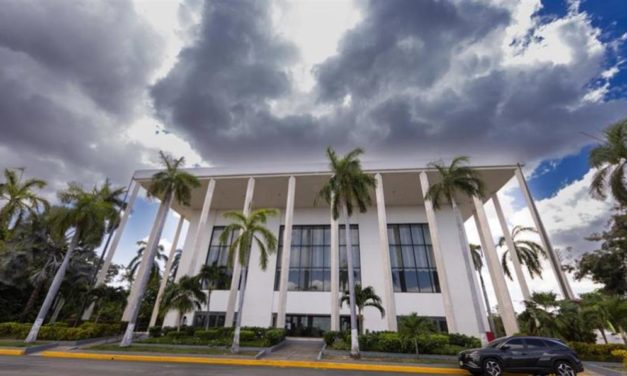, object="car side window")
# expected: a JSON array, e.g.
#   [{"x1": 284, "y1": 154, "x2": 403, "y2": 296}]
[
  {"x1": 503, "y1": 338, "x2": 525, "y2": 350},
  {"x1": 544, "y1": 339, "x2": 568, "y2": 349},
  {"x1": 526, "y1": 338, "x2": 547, "y2": 349}
]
